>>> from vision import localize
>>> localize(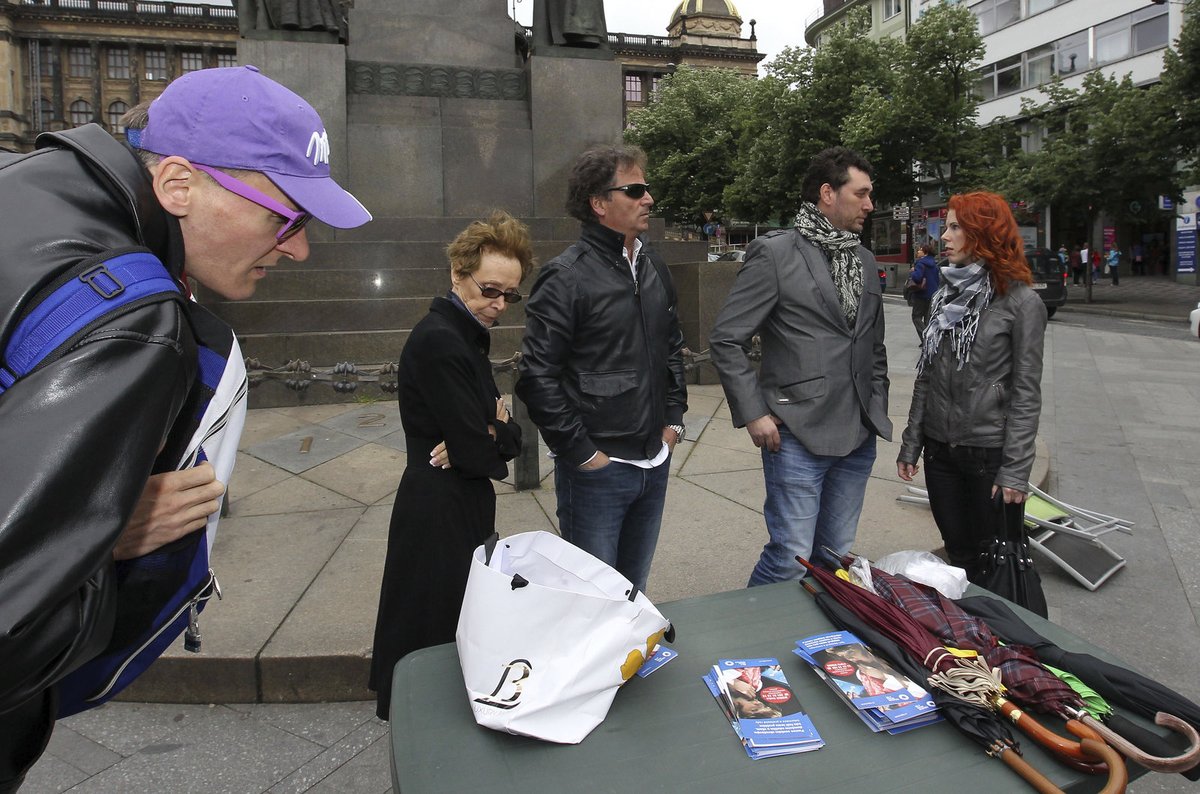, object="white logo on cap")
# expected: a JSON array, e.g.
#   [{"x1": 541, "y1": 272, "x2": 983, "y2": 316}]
[{"x1": 306, "y1": 130, "x2": 330, "y2": 167}]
